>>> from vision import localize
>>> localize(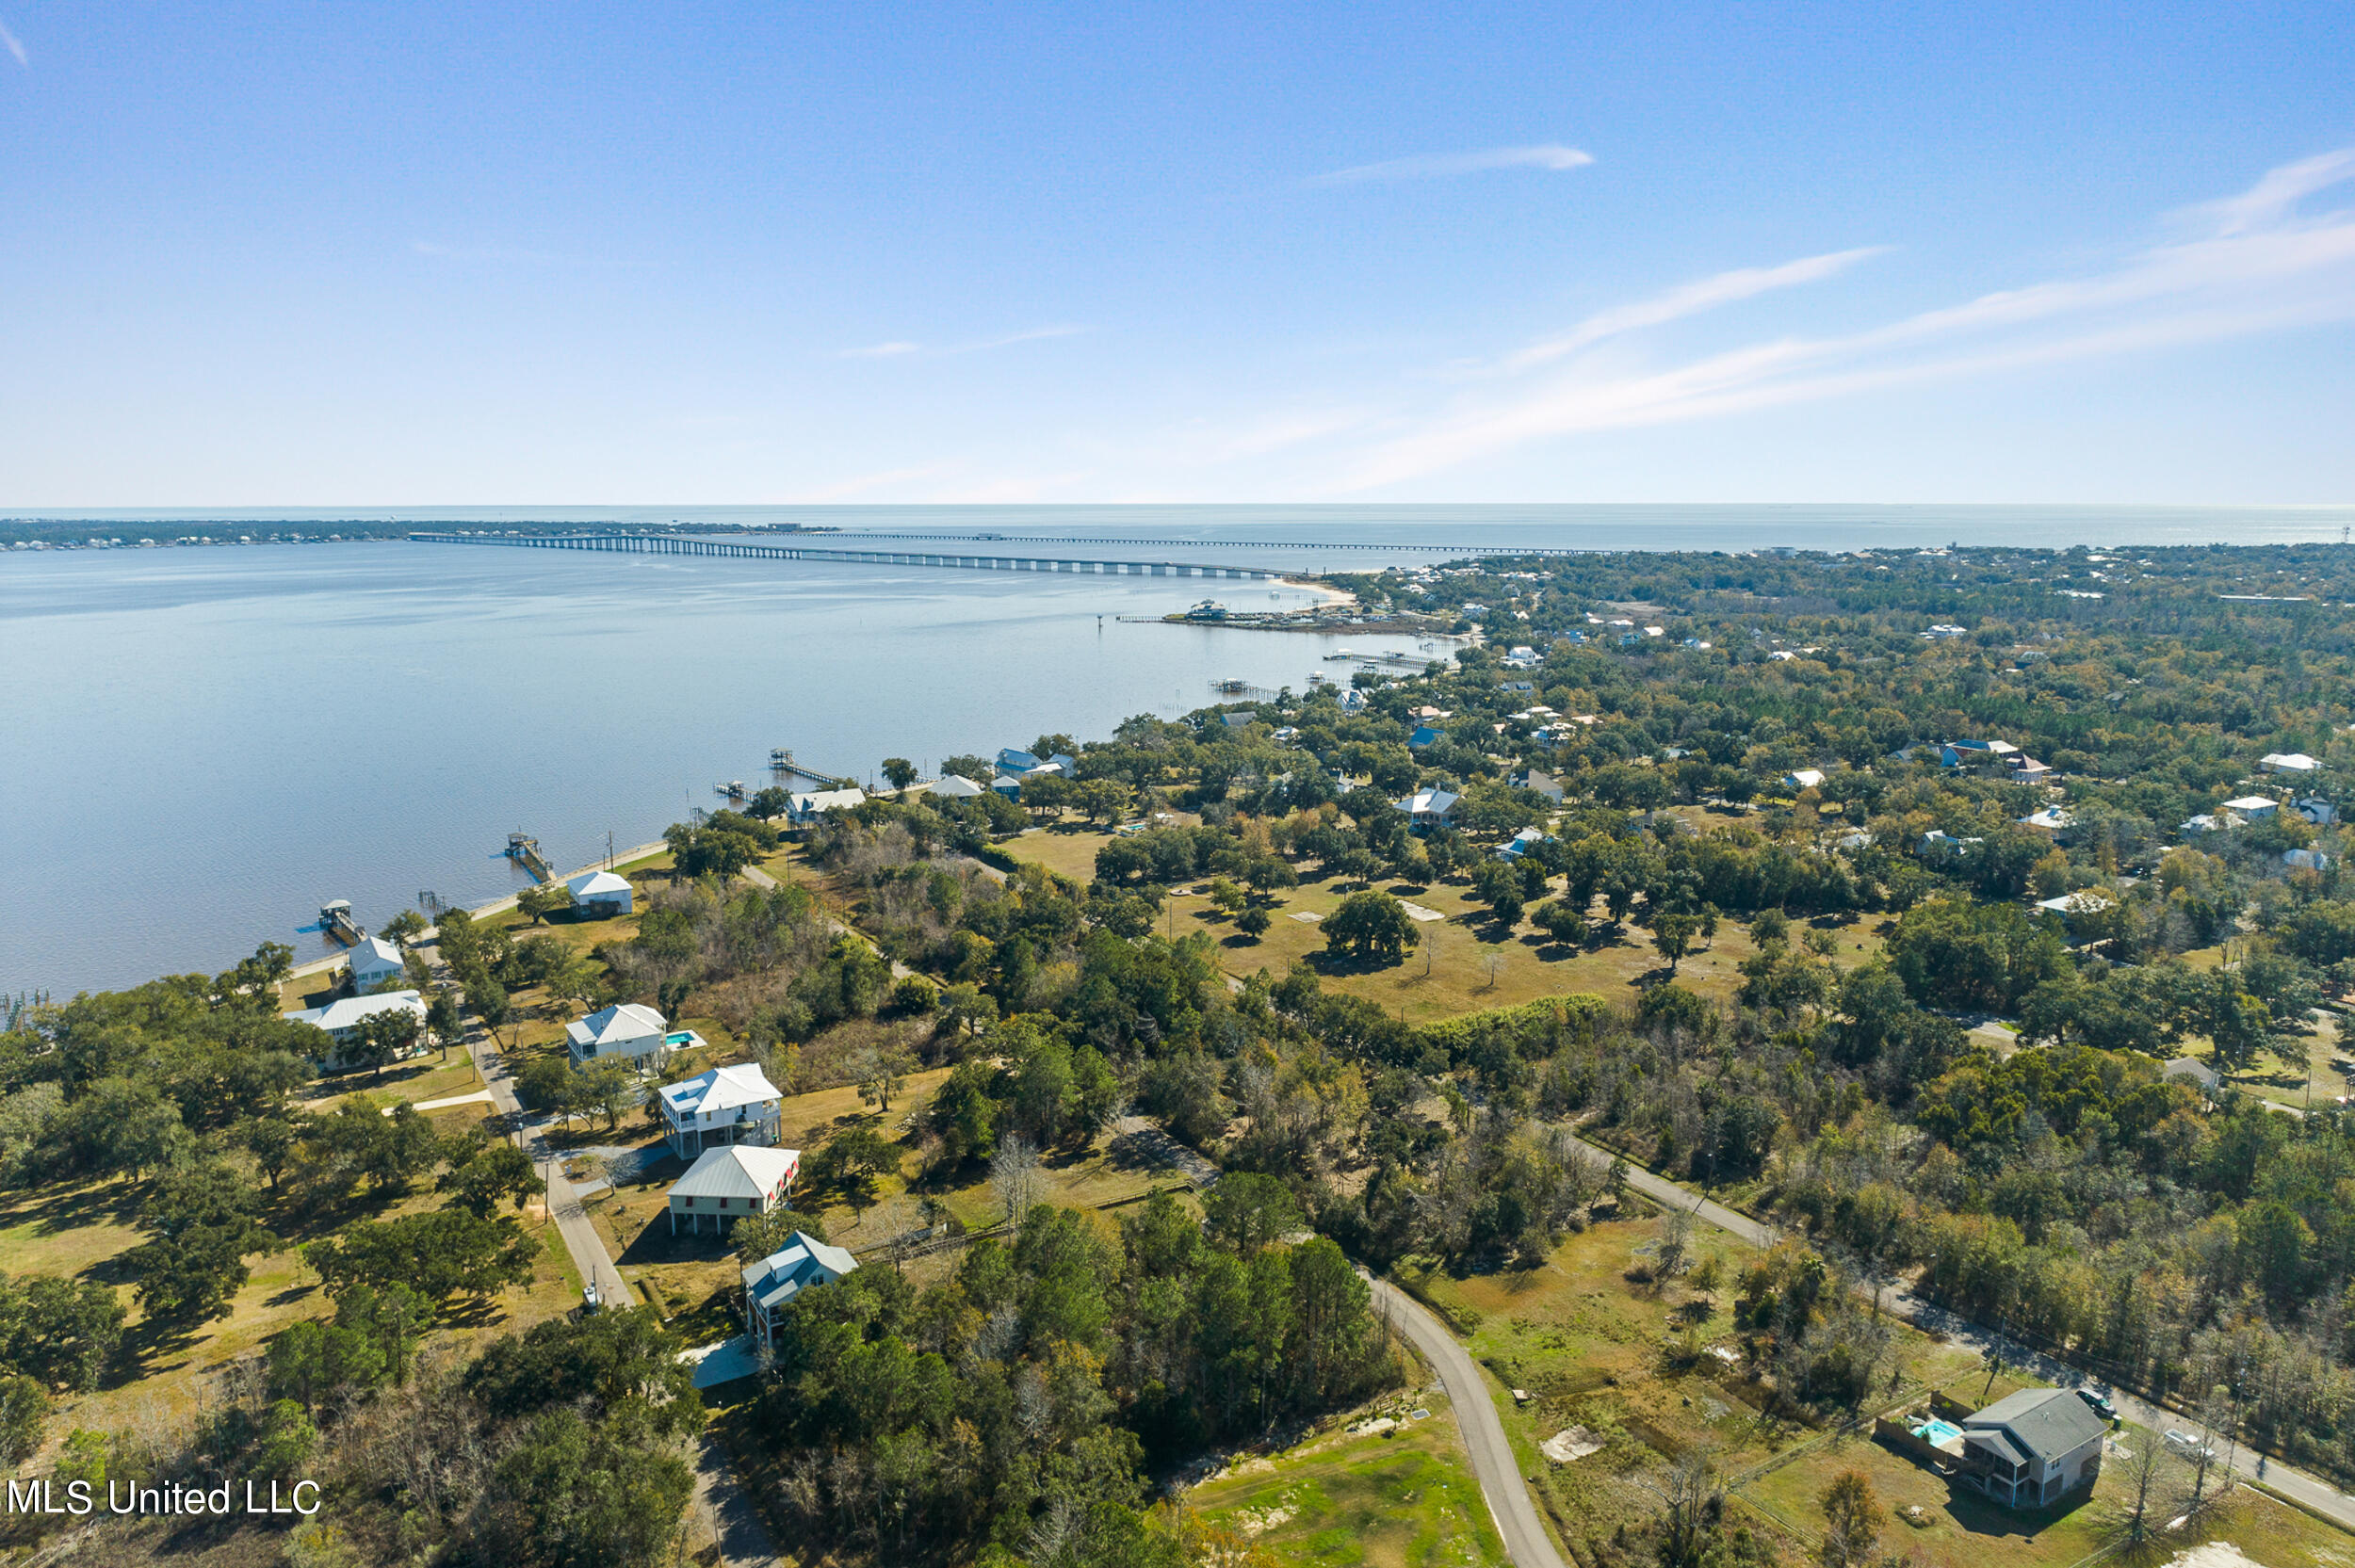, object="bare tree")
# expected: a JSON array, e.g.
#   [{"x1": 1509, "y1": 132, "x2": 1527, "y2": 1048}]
[
  {"x1": 990, "y1": 1134, "x2": 1044, "y2": 1232},
  {"x1": 1644, "y1": 1448, "x2": 1723, "y2": 1568},
  {"x1": 2117, "y1": 1430, "x2": 2174, "y2": 1545},
  {"x1": 1656, "y1": 1204, "x2": 1695, "y2": 1285}
]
